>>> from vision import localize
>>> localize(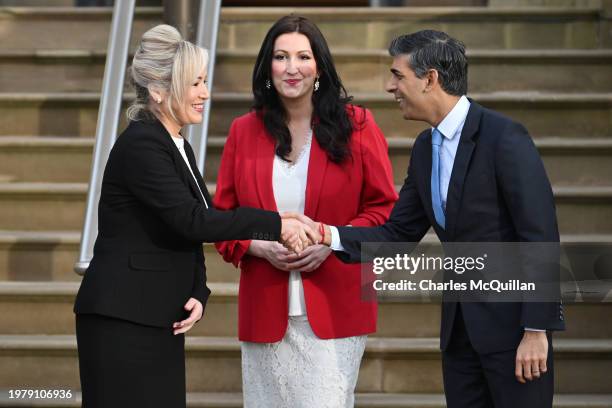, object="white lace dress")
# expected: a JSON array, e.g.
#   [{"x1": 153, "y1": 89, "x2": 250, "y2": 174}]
[{"x1": 241, "y1": 132, "x2": 368, "y2": 408}]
